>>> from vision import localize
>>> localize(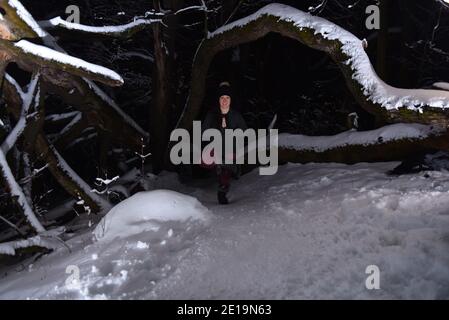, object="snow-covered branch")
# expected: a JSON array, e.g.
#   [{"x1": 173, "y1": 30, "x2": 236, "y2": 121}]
[
  {"x1": 1, "y1": 73, "x2": 40, "y2": 153},
  {"x1": 40, "y1": 17, "x2": 160, "y2": 39},
  {"x1": 0, "y1": 228, "x2": 65, "y2": 256},
  {"x1": 0, "y1": 39, "x2": 124, "y2": 86},
  {"x1": 0, "y1": 73, "x2": 45, "y2": 233},
  {"x1": 0, "y1": 149, "x2": 45, "y2": 233},
  {"x1": 208, "y1": 4, "x2": 449, "y2": 112}
]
